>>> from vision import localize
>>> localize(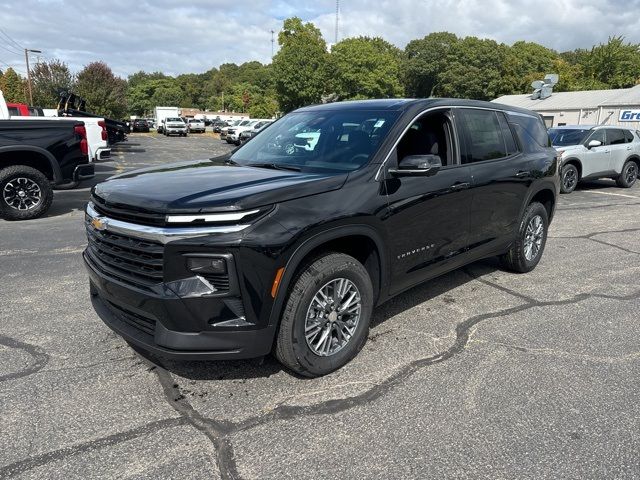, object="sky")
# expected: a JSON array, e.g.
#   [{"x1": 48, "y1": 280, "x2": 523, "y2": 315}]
[{"x1": 1, "y1": 0, "x2": 640, "y2": 79}]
